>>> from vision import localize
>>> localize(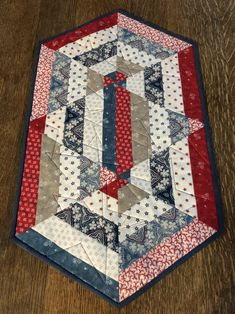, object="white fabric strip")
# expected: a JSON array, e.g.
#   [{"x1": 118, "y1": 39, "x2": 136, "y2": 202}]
[
  {"x1": 117, "y1": 42, "x2": 165, "y2": 68},
  {"x1": 126, "y1": 71, "x2": 145, "y2": 98},
  {"x1": 83, "y1": 91, "x2": 104, "y2": 163},
  {"x1": 169, "y1": 137, "x2": 197, "y2": 218},
  {"x1": 67, "y1": 59, "x2": 87, "y2": 103},
  {"x1": 148, "y1": 103, "x2": 171, "y2": 153},
  {"x1": 58, "y1": 26, "x2": 118, "y2": 58},
  {"x1": 59, "y1": 145, "x2": 81, "y2": 201},
  {"x1": 44, "y1": 107, "x2": 66, "y2": 145},
  {"x1": 162, "y1": 54, "x2": 184, "y2": 114},
  {"x1": 130, "y1": 159, "x2": 152, "y2": 194}
]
